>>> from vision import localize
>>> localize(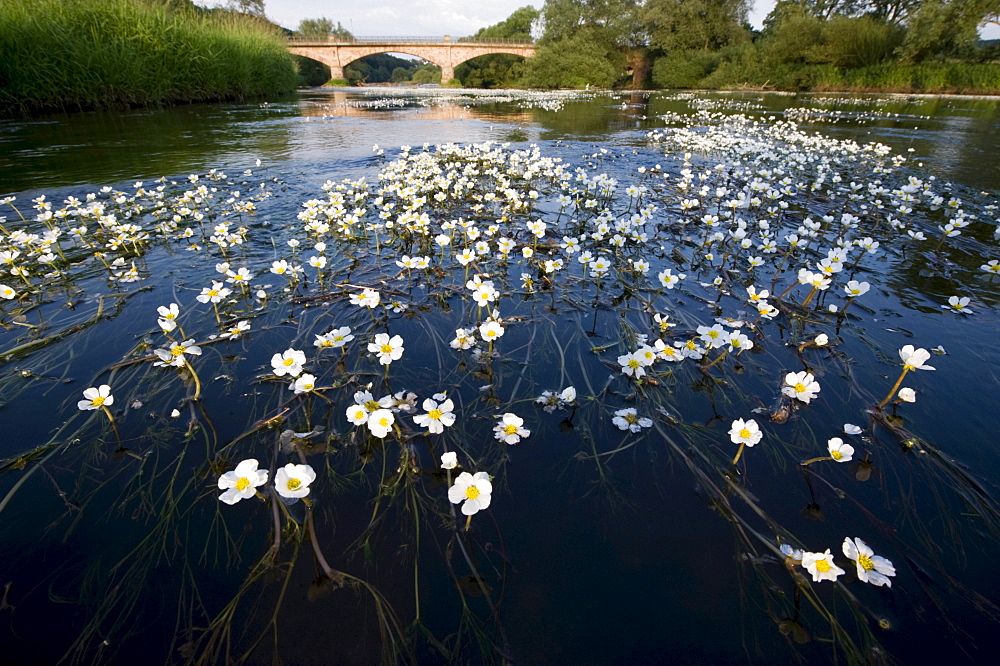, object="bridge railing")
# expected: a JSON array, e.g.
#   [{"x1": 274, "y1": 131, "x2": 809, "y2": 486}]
[{"x1": 286, "y1": 35, "x2": 534, "y2": 46}]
